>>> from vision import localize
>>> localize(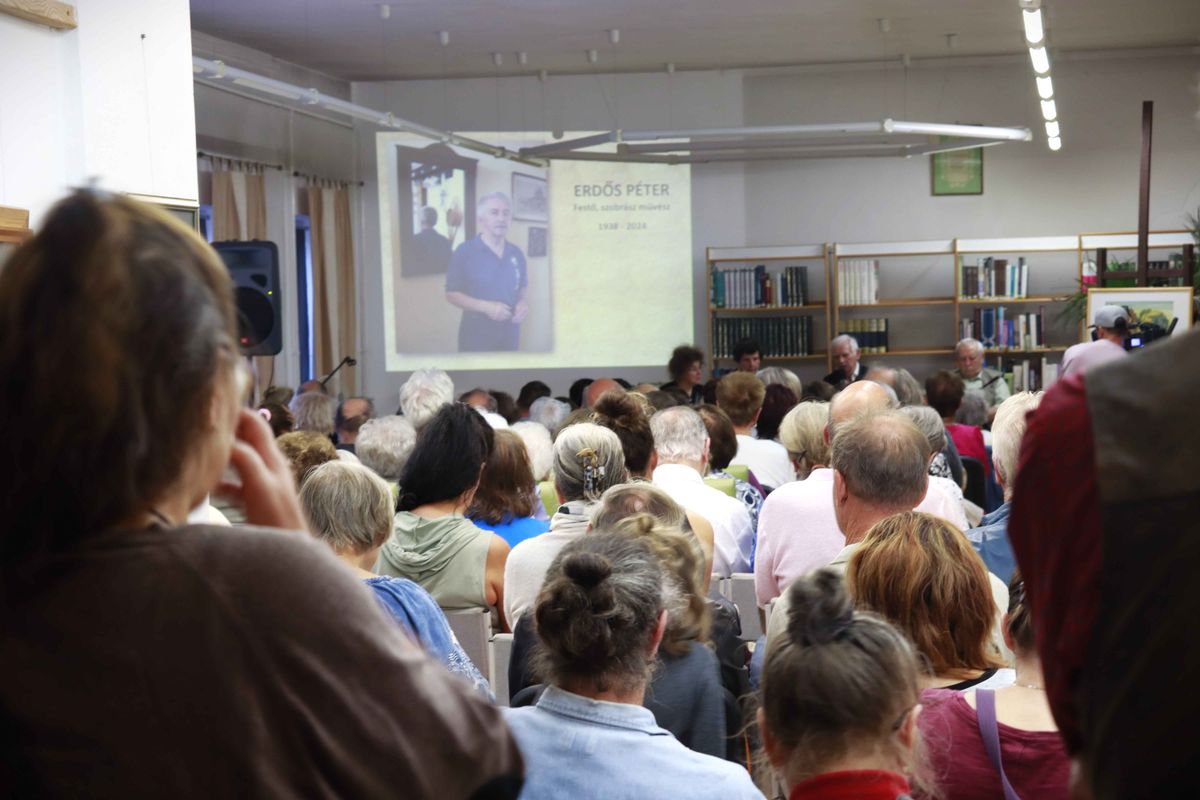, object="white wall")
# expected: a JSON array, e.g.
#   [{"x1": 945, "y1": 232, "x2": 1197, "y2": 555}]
[{"x1": 0, "y1": 0, "x2": 197, "y2": 222}]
